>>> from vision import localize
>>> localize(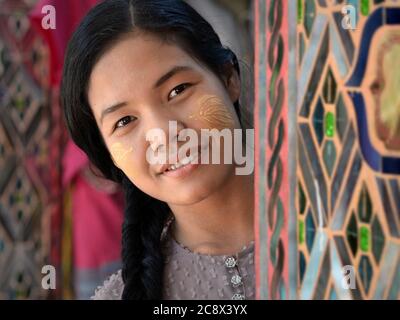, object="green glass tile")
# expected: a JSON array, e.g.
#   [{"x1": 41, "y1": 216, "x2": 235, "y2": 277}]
[
  {"x1": 297, "y1": 0, "x2": 303, "y2": 24},
  {"x1": 325, "y1": 112, "x2": 335, "y2": 138},
  {"x1": 361, "y1": 0, "x2": 370, "y2": 16},
  {"x1": 15, "y1": 97, "x2": 25, "y2": 111},
  {"x1": 304, "y1": 0, "x2": 316, "y2": 37},
  {"x1": 323, "y1": 140, "x2": 336, "y2": 176},
  {"x1": 299, "y1": 220, "x2": 305, "y2": 244},
  {"x1": 371, "y1": 215, "x2": 385, "y2": 264},
  {"x1": 15, "y1": 193, "x2": 23, "y2": 203},
  {"x1": 358, "y1": 185, "x2": 372, "y2": 223},
  {"x1": 359, "y1": 226, "x2": 370, "y2": 252},
  {"x1": 298, "y1": 182, "x2": 306, "y2": 214},
  {"x1": 346, "y1": 212, "x2": 358, "y2": 257}
]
